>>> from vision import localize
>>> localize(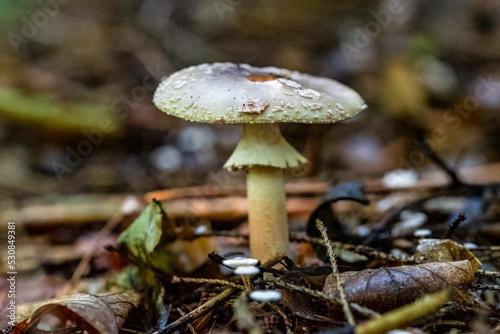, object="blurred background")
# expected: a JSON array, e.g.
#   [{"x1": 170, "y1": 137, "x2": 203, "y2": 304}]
[{"x1": 0, "y1": 0, "x2": 499, "y2": 200}]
